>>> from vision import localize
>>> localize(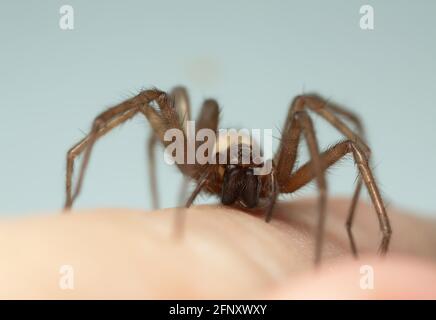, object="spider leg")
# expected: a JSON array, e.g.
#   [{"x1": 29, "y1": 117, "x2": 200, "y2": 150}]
[
  {"x1": 173, "y1": 167, "x2": 211, "y2": 239},
  {"x1": 142, "y1": 87, "x2": 220, "y2": 235},
  {"x1": 294, "y1": 95, "x2": 382, "y2": 258},
  {"x1": 346, "y1": 178, "x2": 363, "y2": 257},
  {"x1": 146, "y1": 86, "x2": 220, "y2": 209},
  {"x1": 300, "y1": 95, "x2": 371, "y2": 258},
  {"x1": 282, "y1": 140, "x2": 392, "y2": 257},
  {"x1": 274, "y1": 108, "x2": 327, "y2": 265},
  {"x1": 173, "y1": 98, "x2": 220, "y2": 238},
  {"x1": 274, "y1": 94, "x2": 377, "y2": 264},
  {"x1": 65, "y1": 108, "x2": 138, "y2": 209},
  {"x1": 264, "y1": 169, "x2": 279, "y2": 223},
  {"x1": 185, "y1": 168, "x2": 211, "y2": 208},
  {"x1": 146, "y1": 87, "x2": 192, "y2": 209},
  {"x1": 64, "y1": 89, "x2": 166, "y2": 209},
  {"x1": 195, "y1": 99, "x2": 220, "y2": 139},
  {"x1": 147, "y1": 134, "x2": 160, "y2": 209},
  {"x1": 172, "y1": 86, "x2": 192, "y2": 132},
  {"x1": 177, "y1": 97, "x2": 220, "y2": 207},
  {"x1": 293, "y1": 95, "x2": 369, "y2": 258},
  {"x1": 275, "y1": 94, "x2": 377, "y2": 263},
  {"x1": 292, "y1": 95, "x2": 370, "y2": 155},
  {"x1": 305, "y1": 93, "x2": 366, "y2": 138},
  {"x1": 316, "y1": 99, "x2": 367, "y2": 256}
]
